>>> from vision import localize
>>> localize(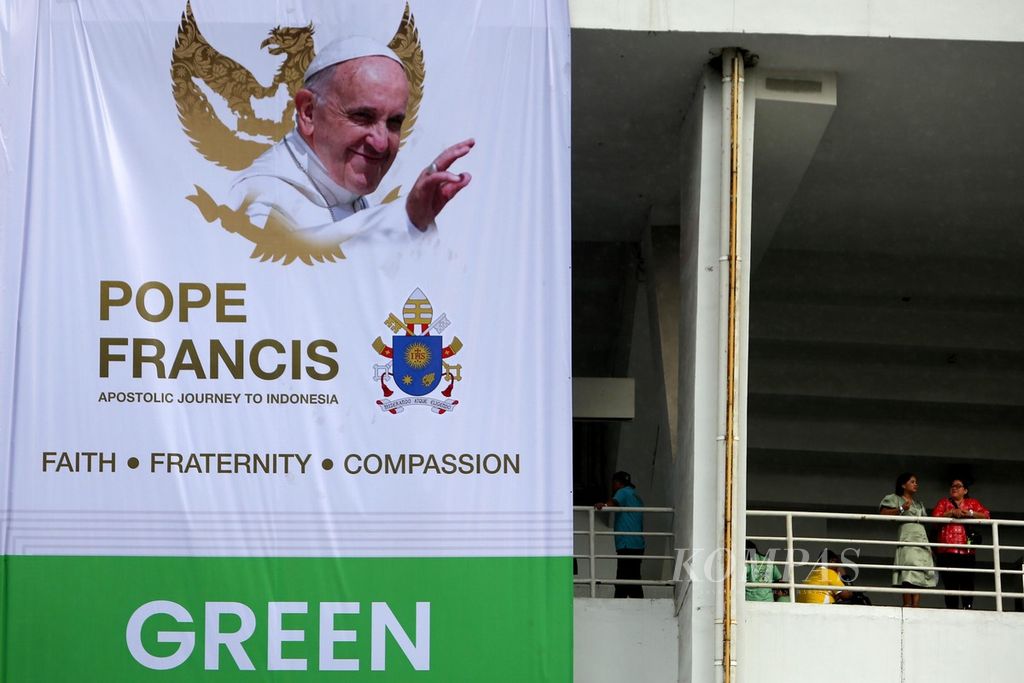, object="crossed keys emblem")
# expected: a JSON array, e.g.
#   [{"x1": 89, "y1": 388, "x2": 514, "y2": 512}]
[{"x1": 371, "y1": 289, "x2": 463, "y2": 414}]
